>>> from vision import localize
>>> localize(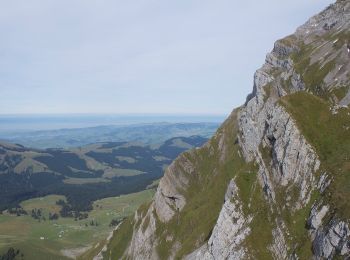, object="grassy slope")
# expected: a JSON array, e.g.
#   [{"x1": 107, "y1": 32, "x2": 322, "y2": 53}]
[
  {"x1": 151, "y1": 110, "x2": 245, "y2": 259},
  {"x1": 103, "y1": 217, "x2": 135, "y2": 259},
  {"x1": 0, "y1": 190, "x2": 155, "y2": 260},
  {"x1": 281, "y1": 91, "x2": 350, "y2": 220},
  {"x1": 291, "y1": 29, "x2": 350, "y2": 100},
  {"x1": 107, "y1": 110, "x2": 281, "y2": 259},
  {"x1": 270, "y1": 22, "x2": 350, "y2": 258}
]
